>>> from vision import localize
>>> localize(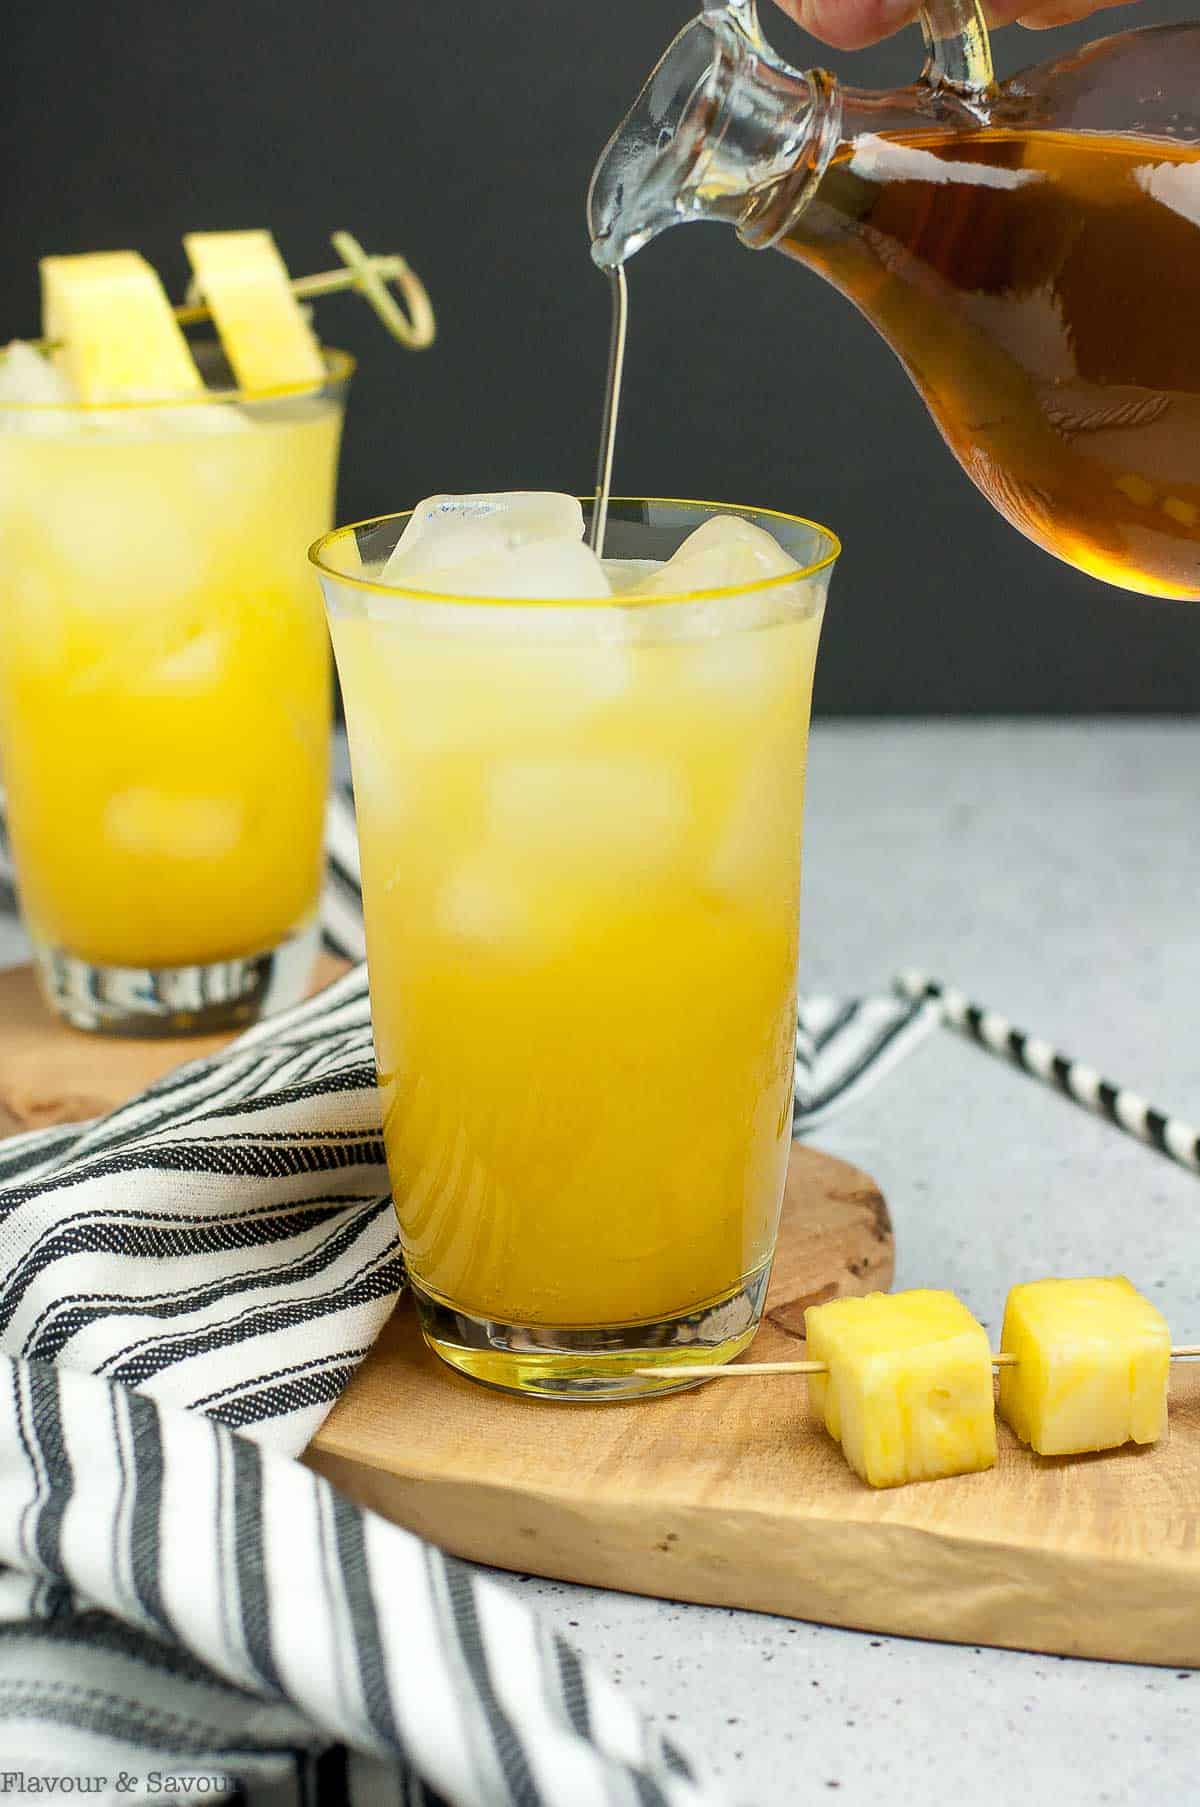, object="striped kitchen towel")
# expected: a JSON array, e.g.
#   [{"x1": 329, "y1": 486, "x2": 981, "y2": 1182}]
[
  {"x1": 0, "y1": 1352, "x2": 715, "y2": 1806},
  {"x1": 0, "y1": 964, "x2": 393, "y2": 1452}
]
